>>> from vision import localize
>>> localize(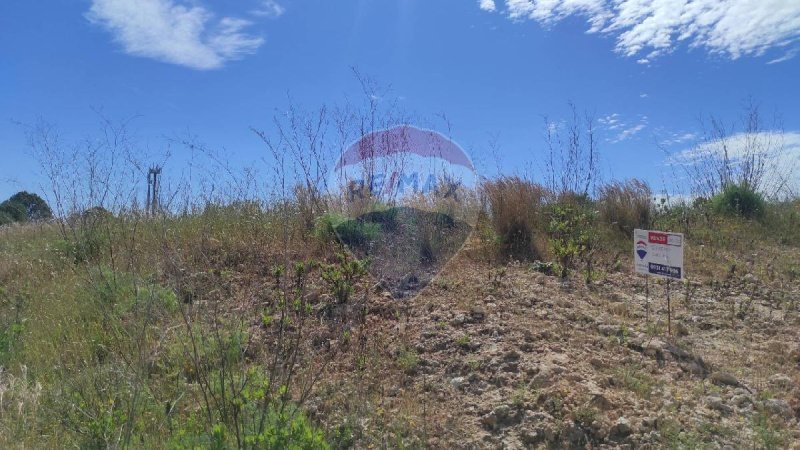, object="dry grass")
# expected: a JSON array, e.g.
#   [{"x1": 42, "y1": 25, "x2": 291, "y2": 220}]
[
  {"x1": 482, "y1": 177, "x2": 550, "y2": 260},
  {"x1": 598, "y1": 179, "x2": 652, "y2": 235}
]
